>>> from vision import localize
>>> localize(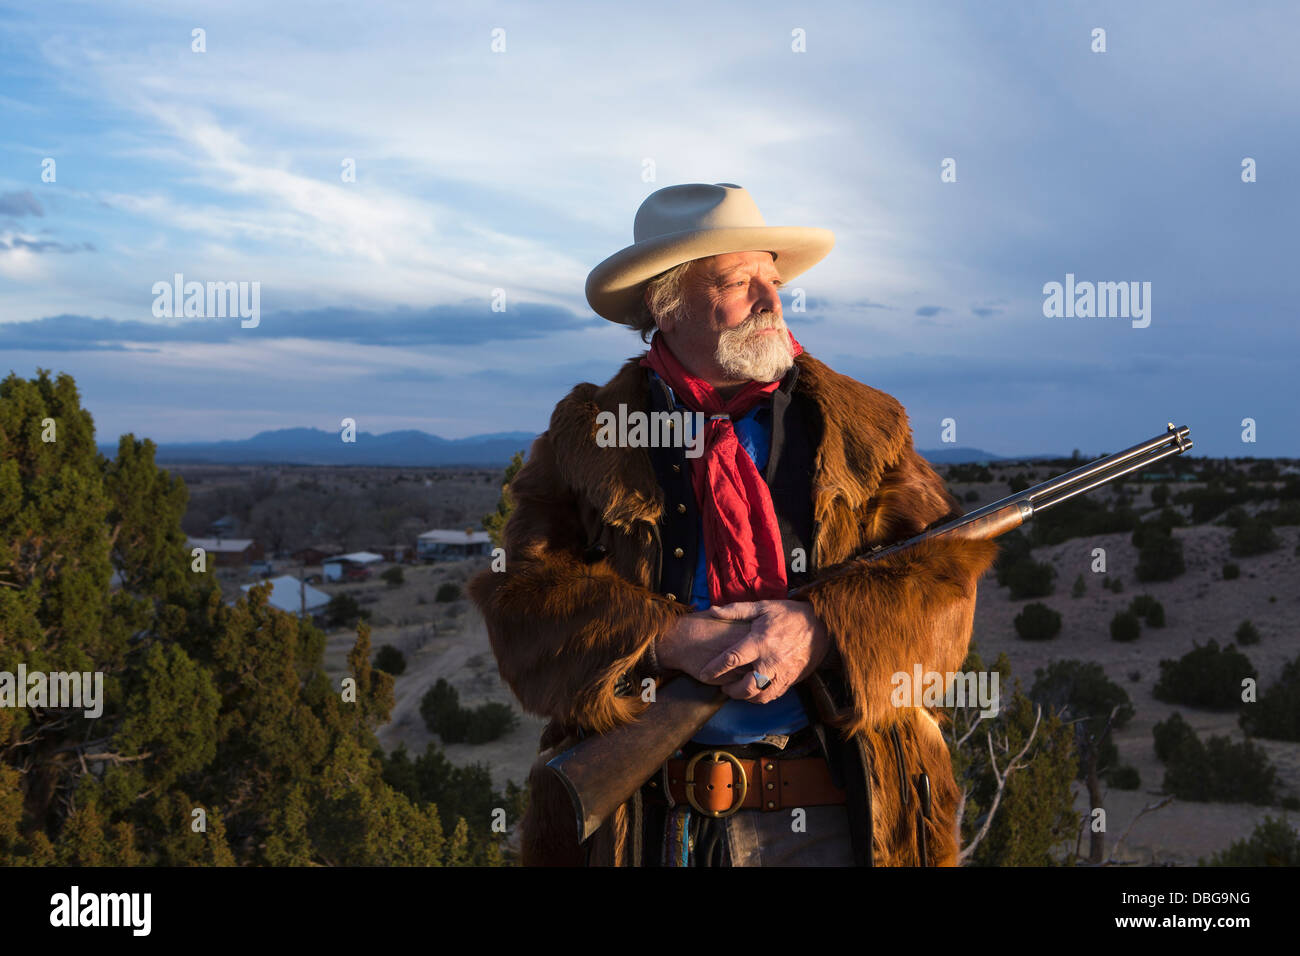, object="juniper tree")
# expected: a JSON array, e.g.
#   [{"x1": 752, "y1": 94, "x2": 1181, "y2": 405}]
[
  {"x1": 0, "y1": 369, "x2": 506, "y2": 865},
  {"x1": 1029, "y1": 659, "x2": 1136, "y2": 863},
  {"x1": 482, "y1": 450, "x2": 525, "y2": 549},
  {"x1": 946, "y1": 647, "x2": 1079, "y2": 866}
]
